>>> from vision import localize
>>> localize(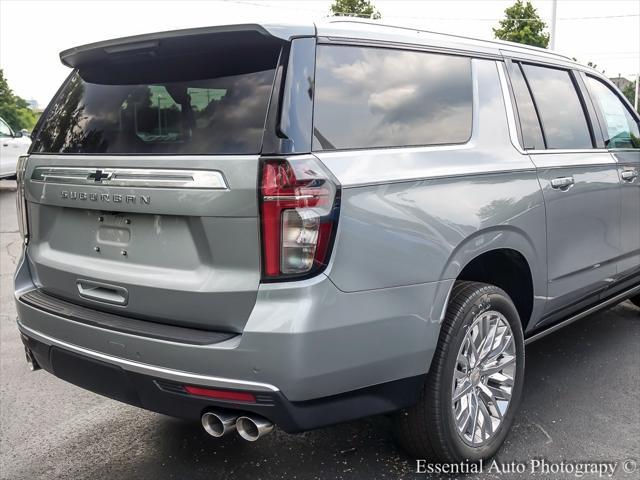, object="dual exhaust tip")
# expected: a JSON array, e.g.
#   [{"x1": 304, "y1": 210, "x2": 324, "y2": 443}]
[
  {"x1": 201, "y1": 411, "x2": 273, "y2": 441},
  {"x1": 24, "y1": 347, "x2": 41, "y2": 372}
]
